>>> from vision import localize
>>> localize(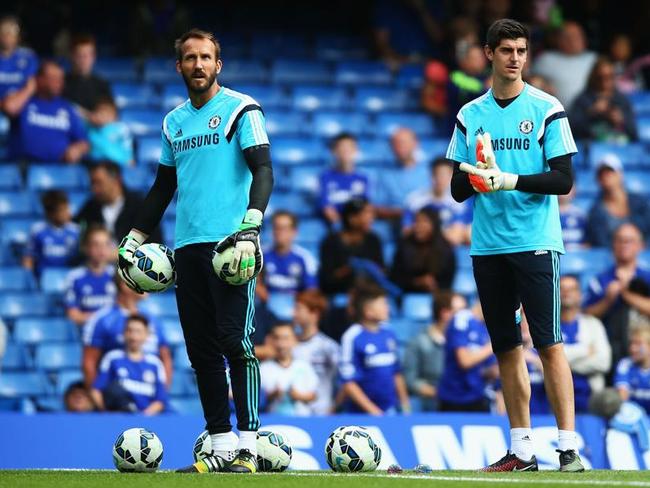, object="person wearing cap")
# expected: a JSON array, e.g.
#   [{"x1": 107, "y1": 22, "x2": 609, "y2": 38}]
[{"x1": 585, "y1": 153, "x2": 650, "y2": 247}]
